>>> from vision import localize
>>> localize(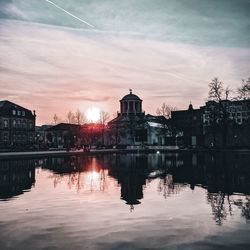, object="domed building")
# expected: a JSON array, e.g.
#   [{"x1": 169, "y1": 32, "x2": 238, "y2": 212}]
[
  {"x1": 120, "y1": 89, "x2": 143, "y2": 115},
  {"x1": 107, "y1": 90, "x2": 170, "y2": 146}
]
